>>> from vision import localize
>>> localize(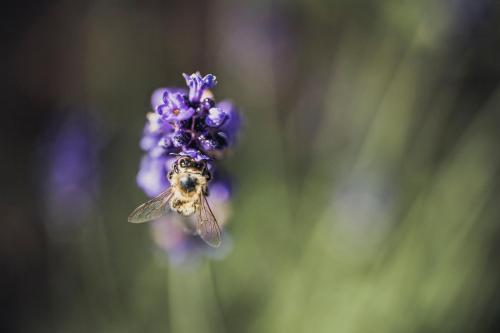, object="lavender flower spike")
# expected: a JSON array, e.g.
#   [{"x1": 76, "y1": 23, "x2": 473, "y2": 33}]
[
  {"x1": 136, "y1": 72, "x2": 241, "y2": 198},
  {"x1": 132, "y1": 71, "x2": 241, "y2": 259}
]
